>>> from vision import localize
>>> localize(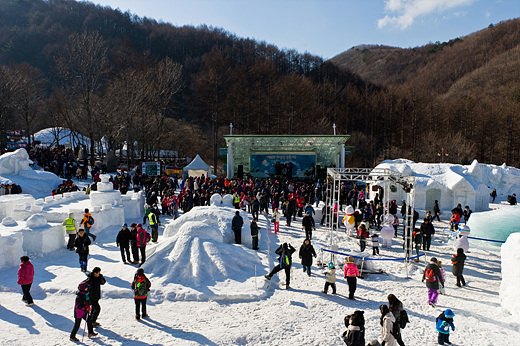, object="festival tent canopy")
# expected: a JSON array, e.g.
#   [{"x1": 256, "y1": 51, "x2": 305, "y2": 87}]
[{"x1": 183, "y1": 154, "x2": 212, "y2": 178}]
